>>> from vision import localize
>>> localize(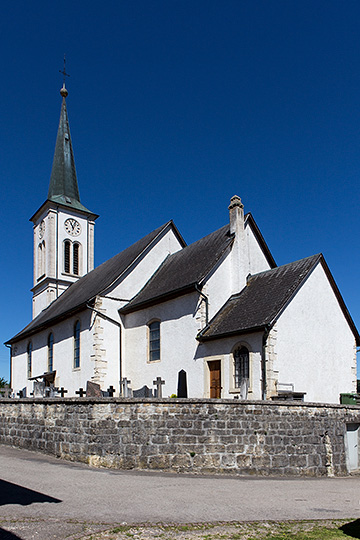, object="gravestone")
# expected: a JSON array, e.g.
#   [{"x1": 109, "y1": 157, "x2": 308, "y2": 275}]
[
  {"x1": 107, "y1": 386, "x2": 116, "y2": 397},
  {"x1": 86, "y1": 381, "x2": 102, "y2": 397},
  {"x1": 121, "y1": 378, "x2": 132, "y2": 397},
  {"x1": 133, "y1": 385, "x2": 153, "y2": 398},
  {"x1": 153, "y1": 377, "x2": 165, "y2": 398},
  {"x1": 0, "y1": 386, "x2": 11, "y2": 398},
  {"x1": 46, "y1": 386, "x2": 58, "y2": 397},
  {"x1": 33, "y1": 381, "x2": 45, "y2": 397},
  {"x1": 177, "y1": 370, "x2": 188, "y2": 398}
]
